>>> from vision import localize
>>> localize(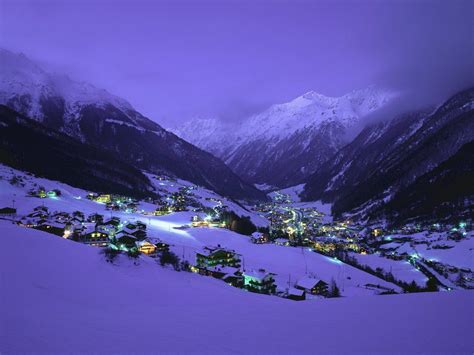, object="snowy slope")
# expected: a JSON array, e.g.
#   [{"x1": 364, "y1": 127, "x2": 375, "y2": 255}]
[
  {"x1": 144, "y1": 172, "x2": 269, "y2": 228},
  {"x1": 0, "y1": 164, "x2": 399, "y2": 296},
  {"x1": 1, "y1": 221, "x2": 473, "y2": 354},
  {"x1": 352, "y1": 252, "x2": 429, "y2": 286},
  {"x1": 170, "y1": 117, "x2": 233, "y2": 158}
]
